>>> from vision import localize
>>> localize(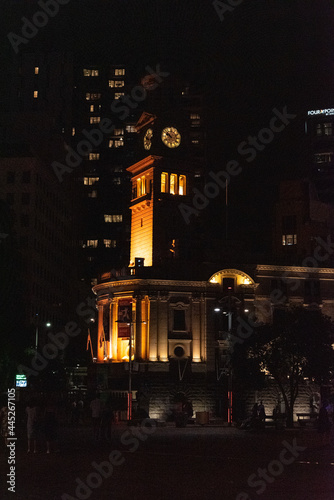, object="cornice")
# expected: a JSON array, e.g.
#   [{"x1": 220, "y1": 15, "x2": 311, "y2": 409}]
[
  {"x1": 93, "y1": 278, "x2": 219, "y2": 295},
  {"x1": 256, "y1": 264, "x2": 334, "y2": 274}
]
